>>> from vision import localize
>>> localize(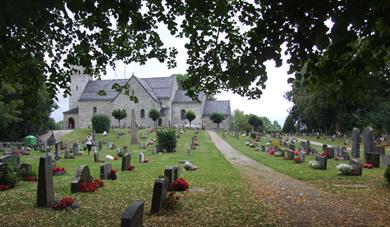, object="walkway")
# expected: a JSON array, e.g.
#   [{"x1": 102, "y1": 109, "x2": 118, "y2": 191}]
[
  {"x1": 39, "y1": 130, "x2": 73, "y2": 143},
  {"x1": 207, "y1": 130, "x2": 385, "y2": 226}
]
